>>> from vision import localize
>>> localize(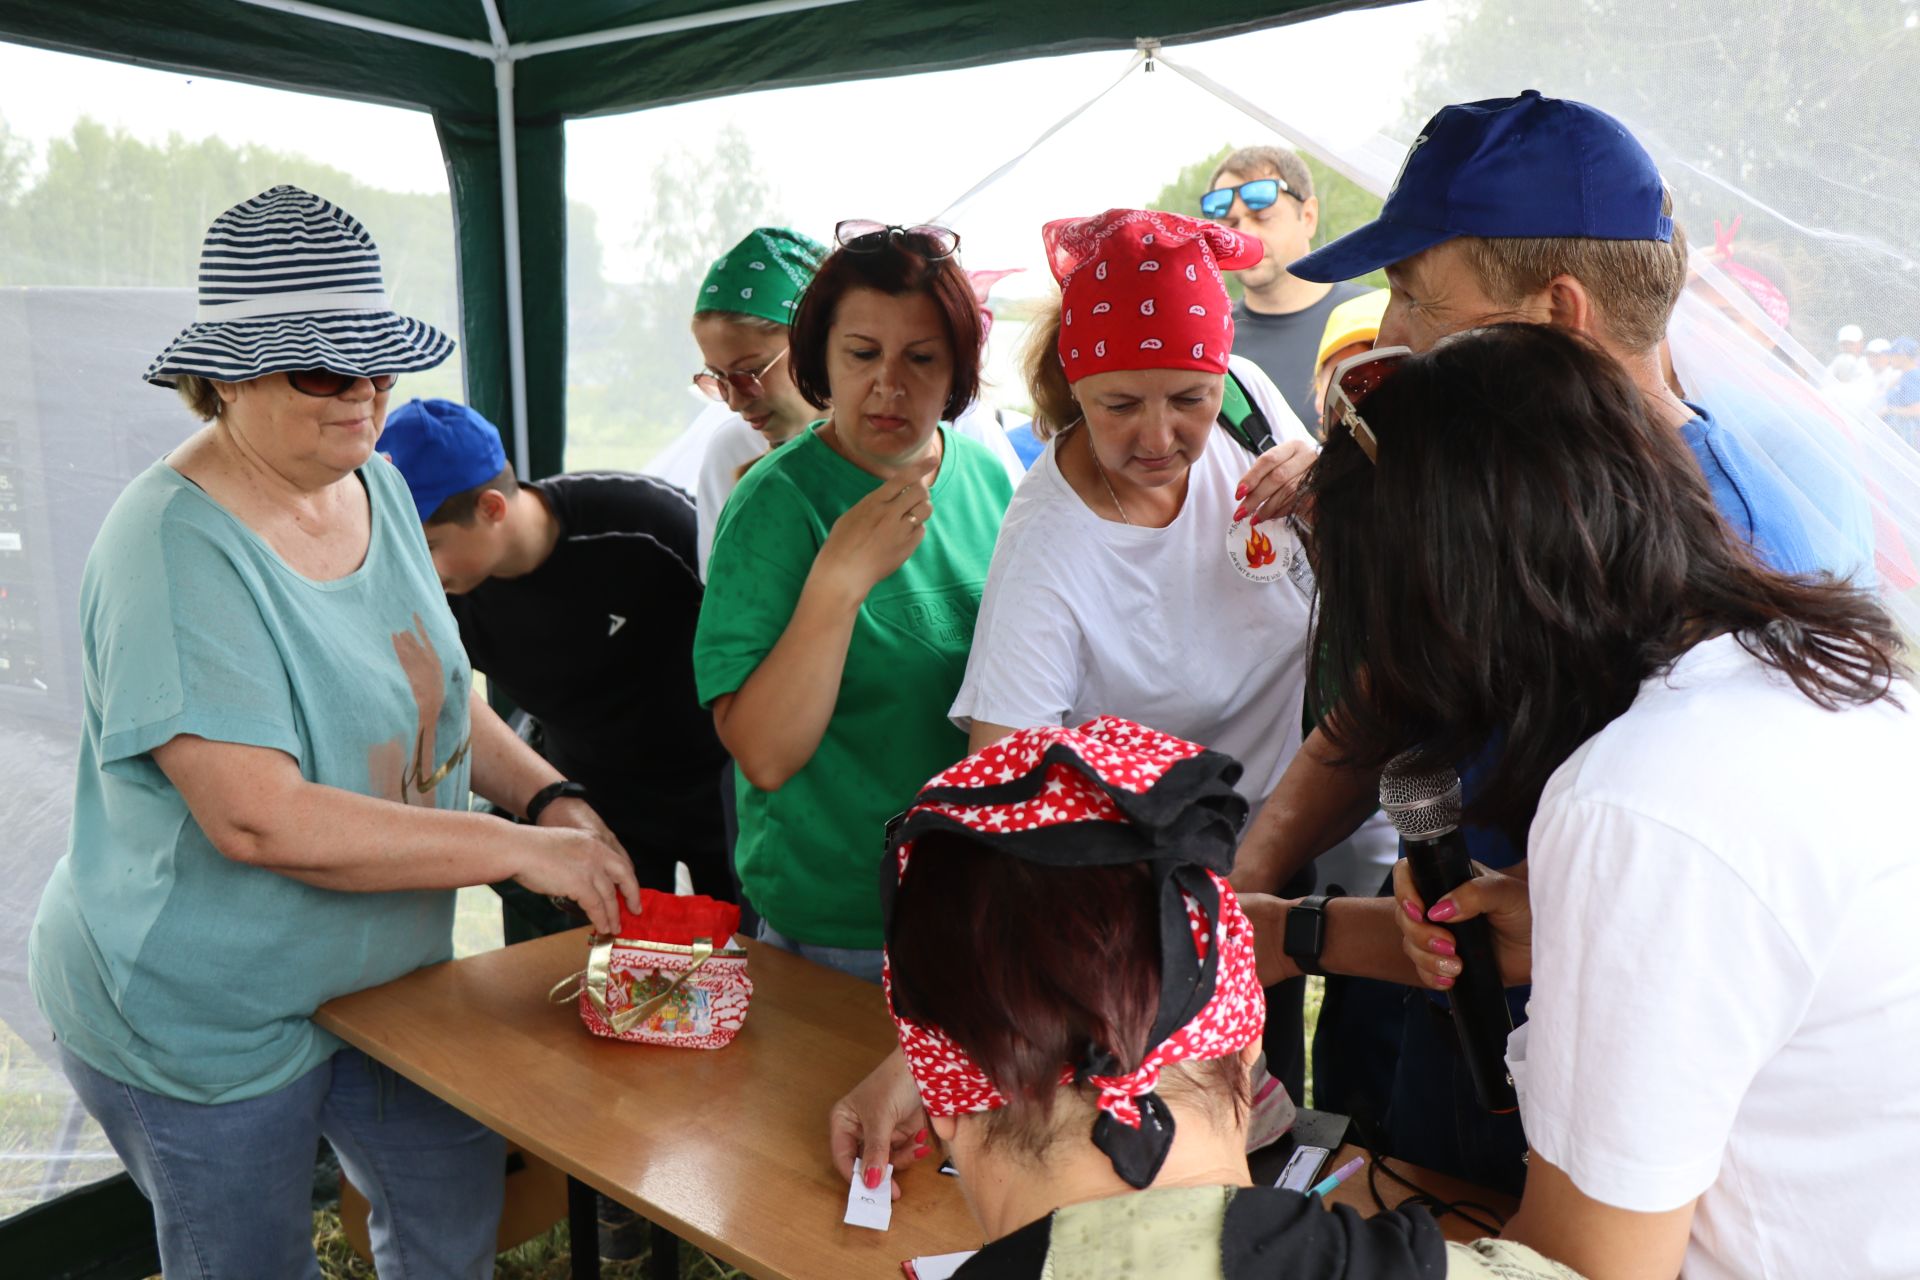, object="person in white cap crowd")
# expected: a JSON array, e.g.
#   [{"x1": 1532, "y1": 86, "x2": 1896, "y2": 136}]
[
  {"x1": 28, "y1": 186, "x2": 639, "y2": 1279},
  {"x1": 1828, "y1": 323, "x2": 1867, "y2": 382}
]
